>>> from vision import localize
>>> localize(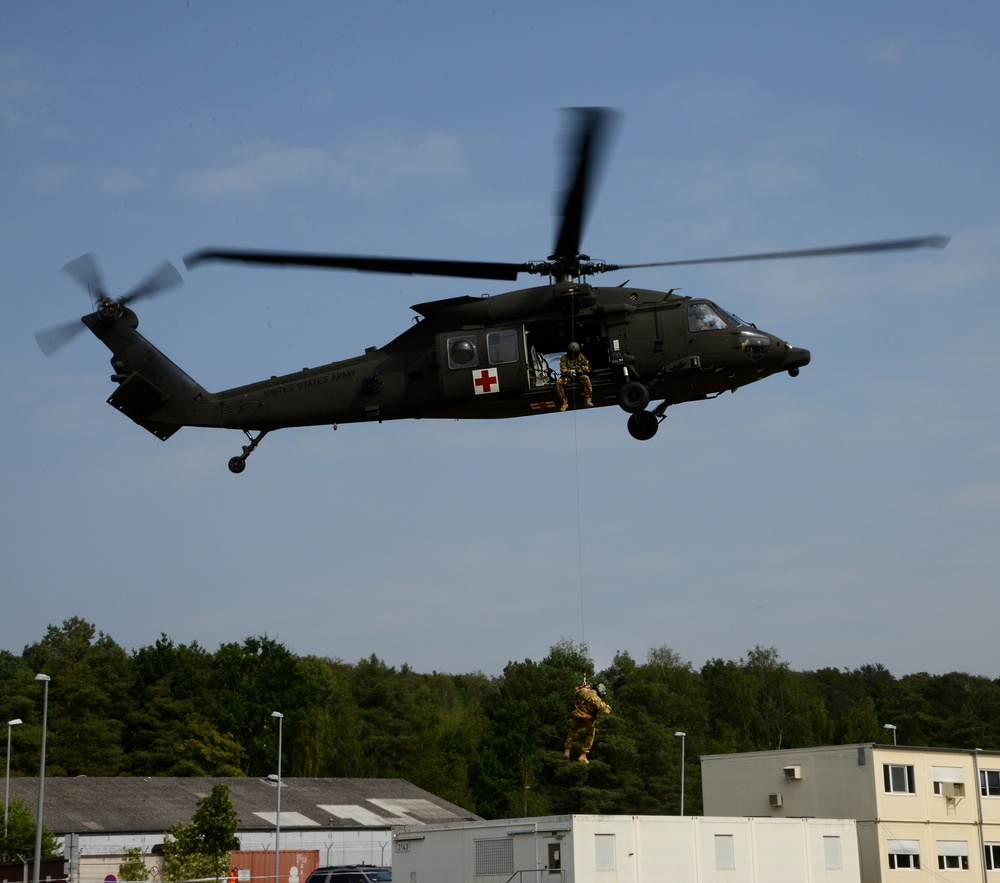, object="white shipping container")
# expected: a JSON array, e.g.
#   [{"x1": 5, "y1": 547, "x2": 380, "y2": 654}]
[{"x1": 393, "y1": 814, "x2": 860, "y2": 883}]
